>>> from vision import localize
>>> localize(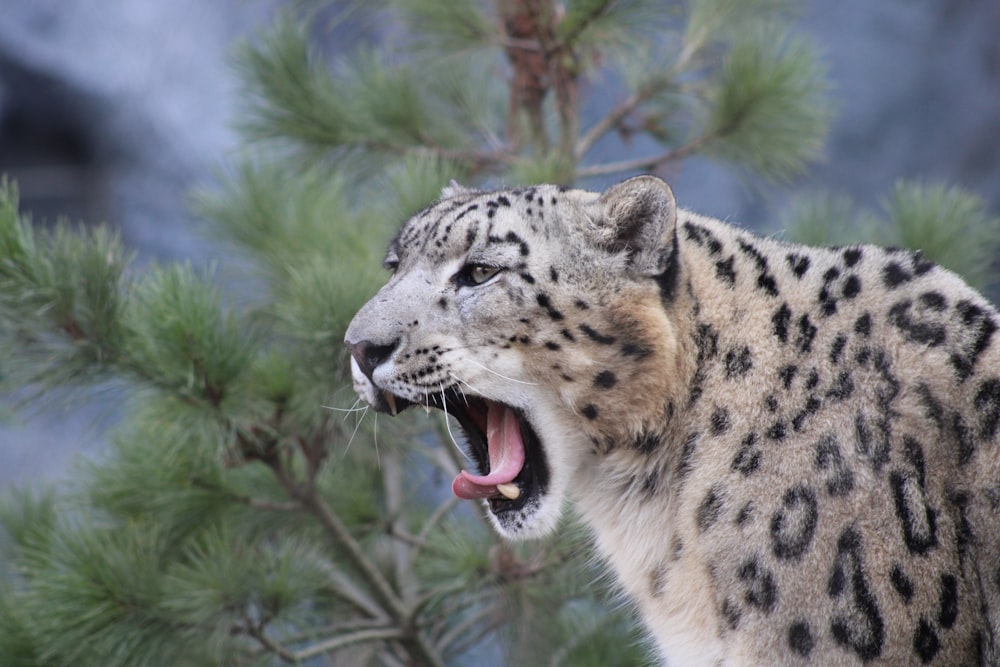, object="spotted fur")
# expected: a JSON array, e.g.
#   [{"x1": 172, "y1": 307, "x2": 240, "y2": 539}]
[{"x1": 346, "y1": 176, "x2": 1000, "y2": 665}]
